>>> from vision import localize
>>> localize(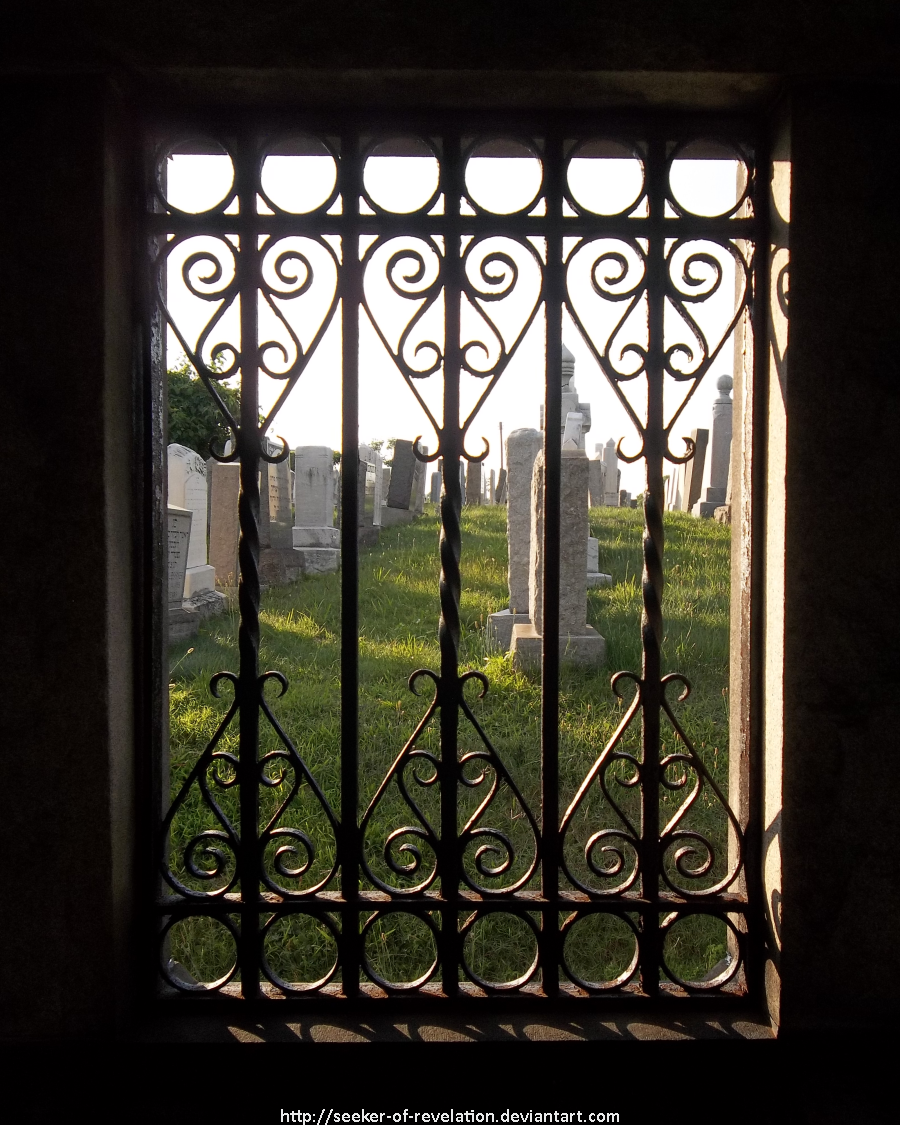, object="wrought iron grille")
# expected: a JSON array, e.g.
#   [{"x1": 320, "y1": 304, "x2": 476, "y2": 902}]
[{"x1": 149, "y1": 113, "x2": 761, "y2": 1004}]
